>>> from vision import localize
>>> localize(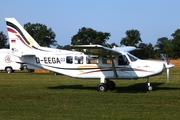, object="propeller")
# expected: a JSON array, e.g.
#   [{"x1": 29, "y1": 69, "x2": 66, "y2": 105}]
[
  {"x1": 166, "y1": 63, "x2": 170, "y2": 83},
  {"x1": 160, "y1": 54, "x2": 174, "y2": 83}
]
